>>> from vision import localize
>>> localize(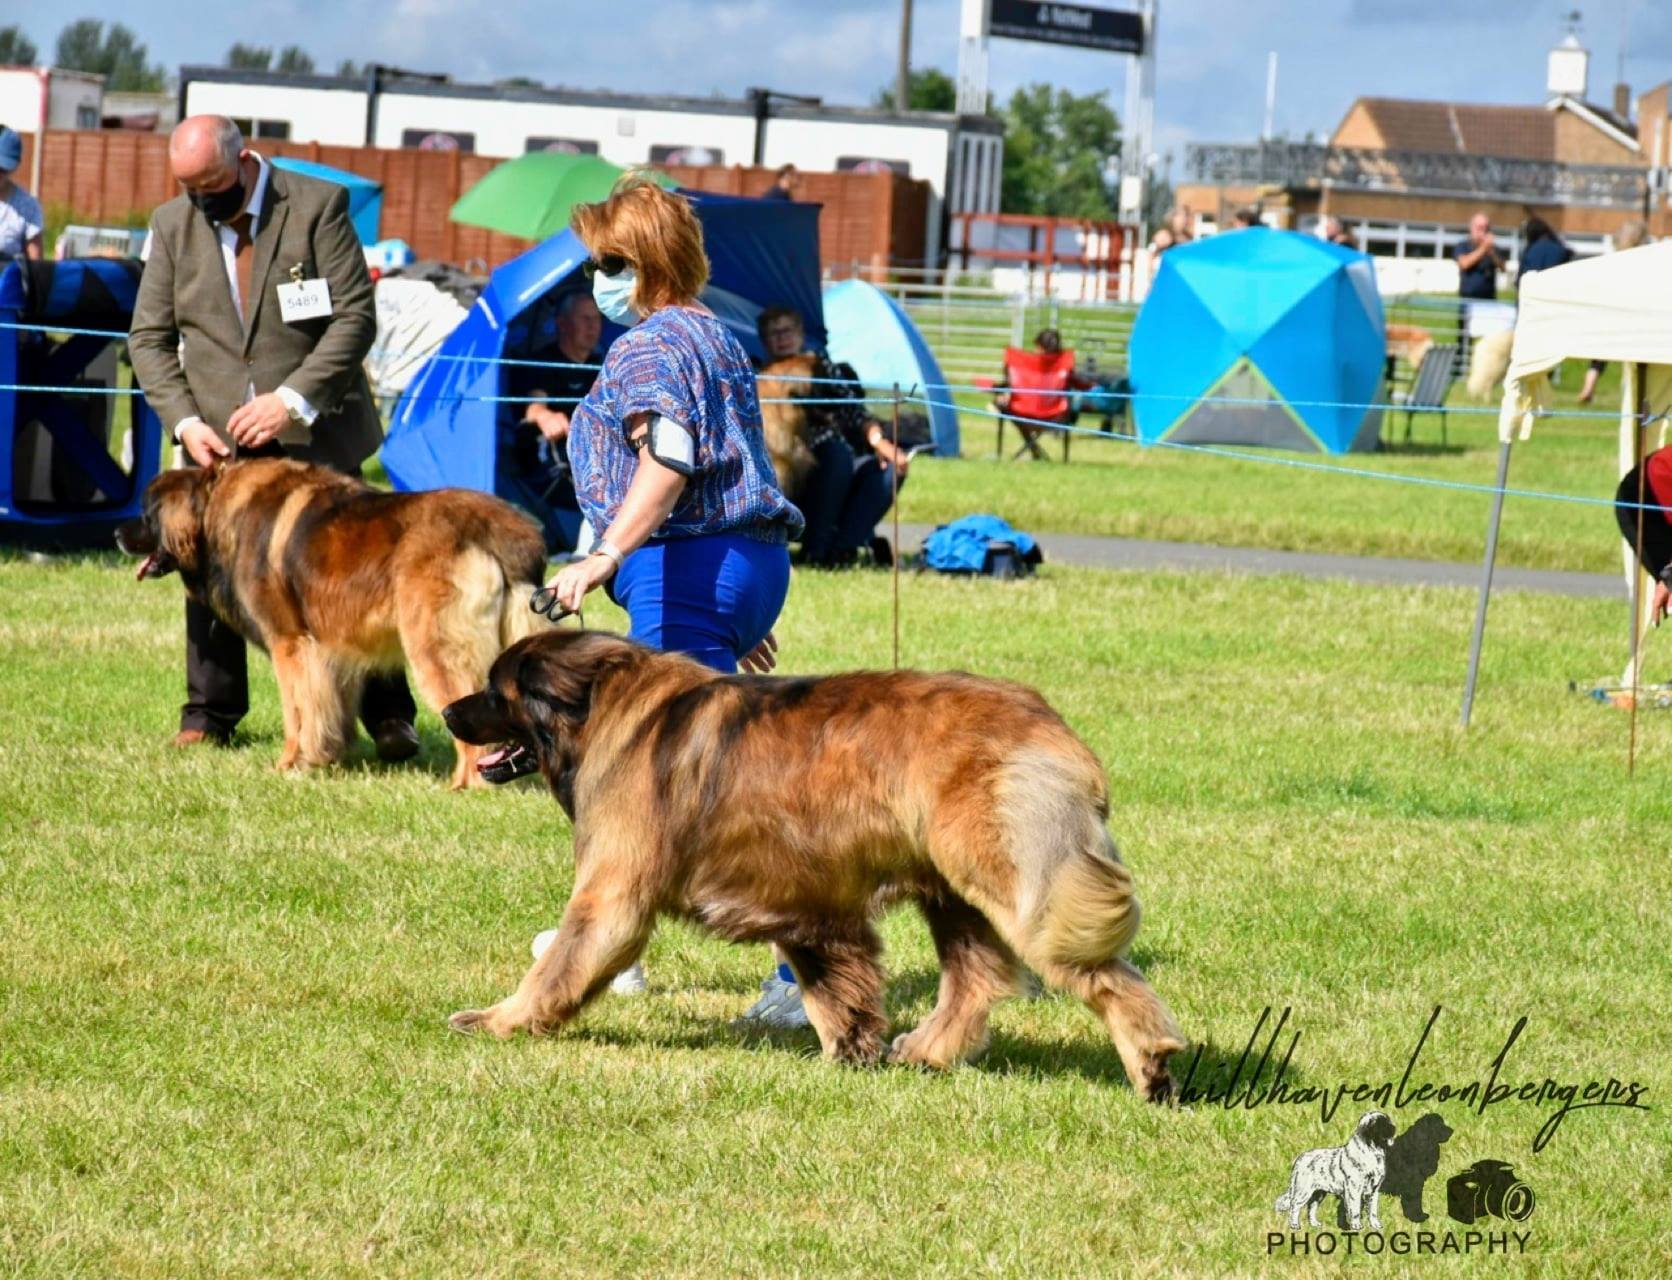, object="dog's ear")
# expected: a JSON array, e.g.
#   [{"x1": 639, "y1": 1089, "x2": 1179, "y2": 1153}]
[
  {"x1": 515, "y1": 632, "x2": 640, "y2": 736},
  {"x1": 1360, "y1": 1112, "x2": 1396, "y2": 1149}
]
